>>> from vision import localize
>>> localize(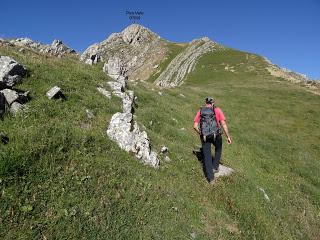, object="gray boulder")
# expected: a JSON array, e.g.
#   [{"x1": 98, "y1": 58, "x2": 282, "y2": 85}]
[
  {"x1": 46, "y1": 86, "x2": 65, "y2": 99},
  {"x1": 0, "y1": 89, "x2": 19, "y2": 105},
  {"x1": 0, "y1": 56, "x2": 27, "y2": 87},
  {"x1": 10, "y1": 102, "x2": 27, "y2": 115}
]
